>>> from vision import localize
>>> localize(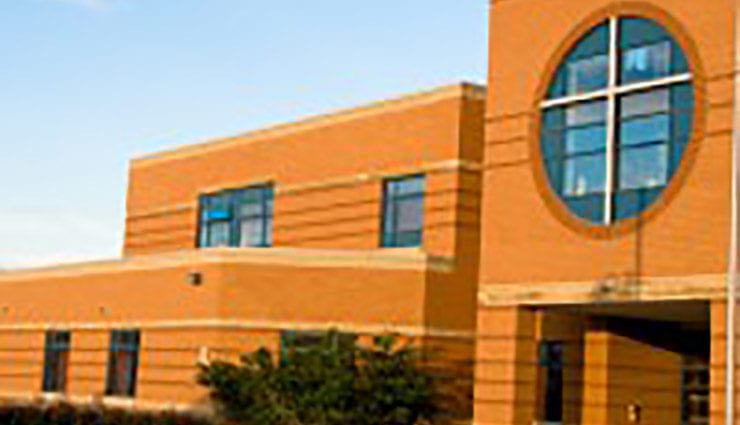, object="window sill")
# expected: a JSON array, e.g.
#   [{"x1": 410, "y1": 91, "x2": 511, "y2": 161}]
[
  {"x1": 40, "y1": 392, "x2": 67, "y2": 401},
  {"x1": 102, "y1": 396, "x2": 136, "y2": 408}
]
